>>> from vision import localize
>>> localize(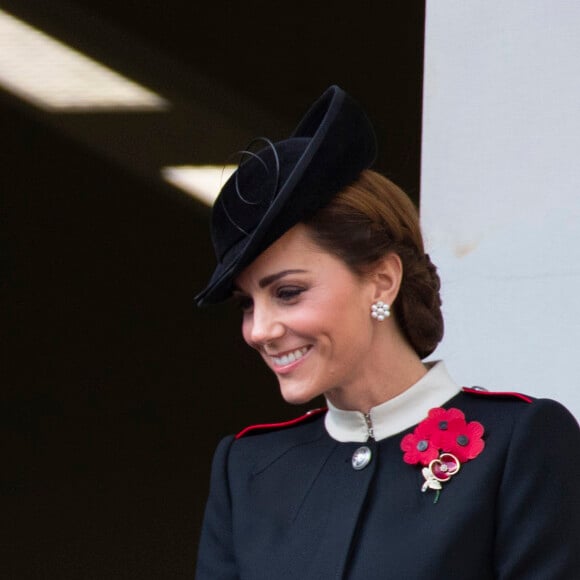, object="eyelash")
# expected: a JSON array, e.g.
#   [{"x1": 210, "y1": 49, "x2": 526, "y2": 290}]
[
  {"x1": 234, "y1": 296, "x2": 253, "y2": 312},
  {"x1": 276, "y1": 286, "x2": 304, "y2": 302}
]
